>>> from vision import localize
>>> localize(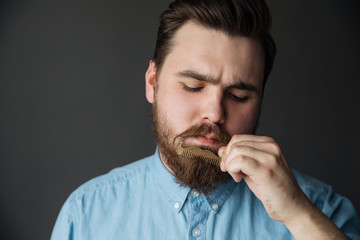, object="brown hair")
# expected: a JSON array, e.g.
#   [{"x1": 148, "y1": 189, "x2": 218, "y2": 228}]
[{"x1": 152, "y1": 0, "x2": 276, "y2": 85}]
